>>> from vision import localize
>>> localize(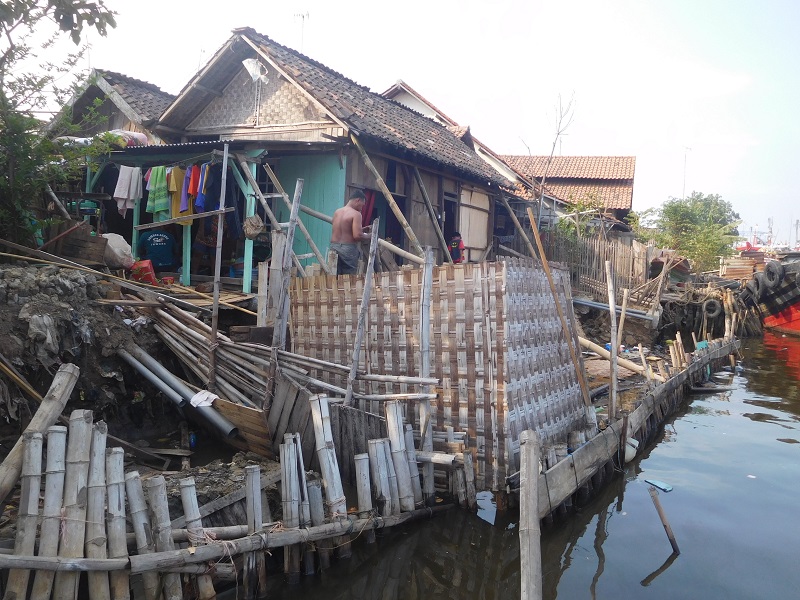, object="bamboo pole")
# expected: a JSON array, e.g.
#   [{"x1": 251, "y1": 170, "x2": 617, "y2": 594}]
[
  {"x1": 261, "y1": 161, "x2": 333, "y2": 275},
  {"x1": 4, "y1": 431, "x2": 43, "y2": 598},
  {"x1": 368, "y1": 439, "x2": 392, "y2": 518},
  {"x1": 403, "y1": 424, "x2": 423, "y2": 504},
  {"x1": 280, "y1": 441, "x2": 301, "y2": 583},
  {"x1": 385, "y1": 402, "x2": 415, "y2": 512},
  {"x1": 53, "y1": 409, "x2": 93, "y2": 600},
  {"x1": 648, "y1": 486, "x2": 680, "y2": 555},
  {"x1": 145, "y1": 475, "x2": 183, "y2": 599},
  {"x1": 344, "y1": 218, "x2": 381, "y2": 406},
  {"x1": 462, "y1": 449, "x2": 477, "y2": 510},
  {"x1": 519, "y1": 430, "x2": 543, "y2": 600},
  {"x1": 30, "y1": 425, "x2": 68, "y2": 599},
  {"x1": 0, "y1": 363, "x2": 78, "y2": 504},
  {"x1": 125, "y1": 471, "x2": 161, "y2": 600},
  {"x1": 308, "y1": 395, "x2": 347, "y2": 518},
  {"x1": 419, "y1": 248, "x2": 436, "y2": 505},
  {"x1": 350, "y1": 133, "x2": 424, "y2": 257},
  {"x1": 381, "y1": 438, "x2": 401, "y2": 516},
  {"x1": 605, "y1": 261, "x2": 619, "y2": 418},
  {"x1": 105, "y1": 448, "x2": 130, "y2": 600},
  {"x1": 526, "y1": 207, "x2": 593, "y2": 407},
  {"x1": 179, "y1": 477, "x2": 216, "y2": 600},
  {"x1": 354, "y1": 453, "x2": 376, "y2": 544},
  {"x1": 618, "y1": 288, "x2": 630, "y2": 346},
  {"x1": 577, "y1": 337, "x2": 664, "y2": 382},
  {"x1": 86, "y1": 421, "x2": 111, "y2": 600}
]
